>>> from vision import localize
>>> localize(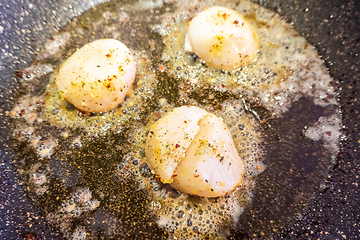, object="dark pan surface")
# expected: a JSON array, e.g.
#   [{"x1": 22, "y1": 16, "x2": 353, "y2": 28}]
[{"x1": 0, "y1": 0, "x2": 359, "y2": 239}]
